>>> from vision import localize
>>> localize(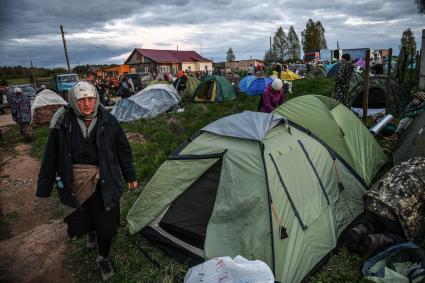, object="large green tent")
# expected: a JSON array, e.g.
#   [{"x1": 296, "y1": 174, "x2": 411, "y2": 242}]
[
  {"x1": 193, "y1": 75, "x2": 236, "y2": 102},
  {"x1": 127, "y1": 106, "x2": 385, "y2": 282},
  {"x1": 274, "y1": 95, "x2": 386, "y2": 185}
]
